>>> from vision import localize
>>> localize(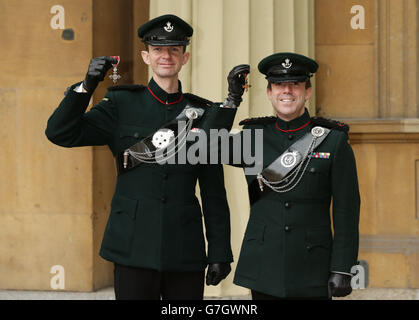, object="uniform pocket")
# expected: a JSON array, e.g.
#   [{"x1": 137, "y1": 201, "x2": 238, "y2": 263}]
[
  {"x1": 305, "y1": 158, "x2": 331, "y2": 195},
  {"x1": 304, "y1": 226, "x2": 332, "y2": 285},
  {"x1": 235, "y1": 222, "x2": 266, "y2": 281},
  {"x1": 101, "y1": 195, "x2": 138, "y2": 257}
]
